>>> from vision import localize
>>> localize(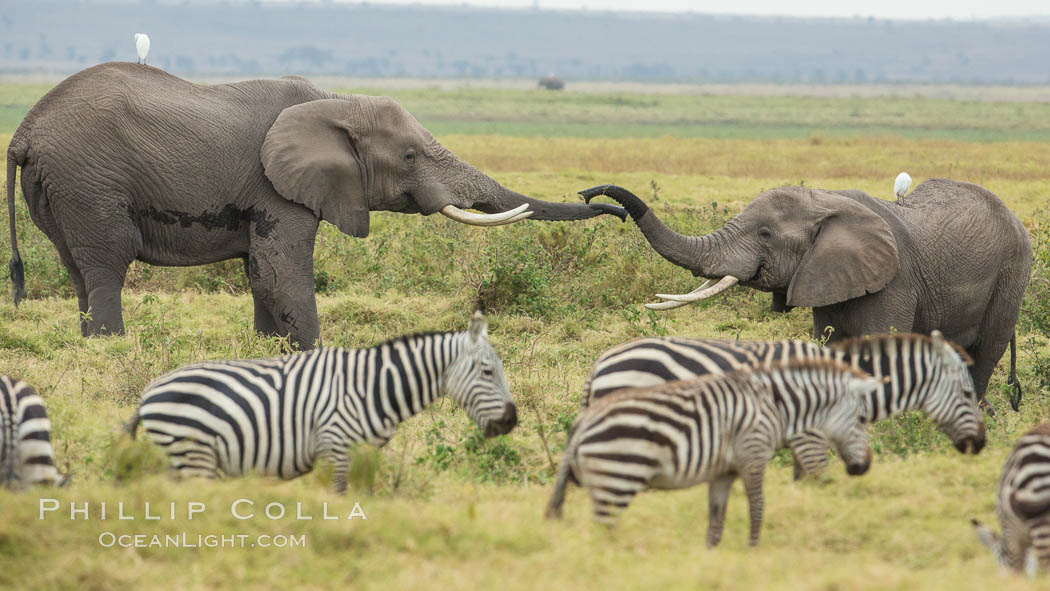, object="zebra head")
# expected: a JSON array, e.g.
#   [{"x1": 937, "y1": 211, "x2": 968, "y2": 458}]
[
  {"x1": 924, "y1": 331, "x2": 986, "y2": 455},
  {"x1": 799, "y1": 364, "x2": 881, "y2": 477},
  {"x1": 444, "y1": 311, "x2": 518, "y2": 438}
]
